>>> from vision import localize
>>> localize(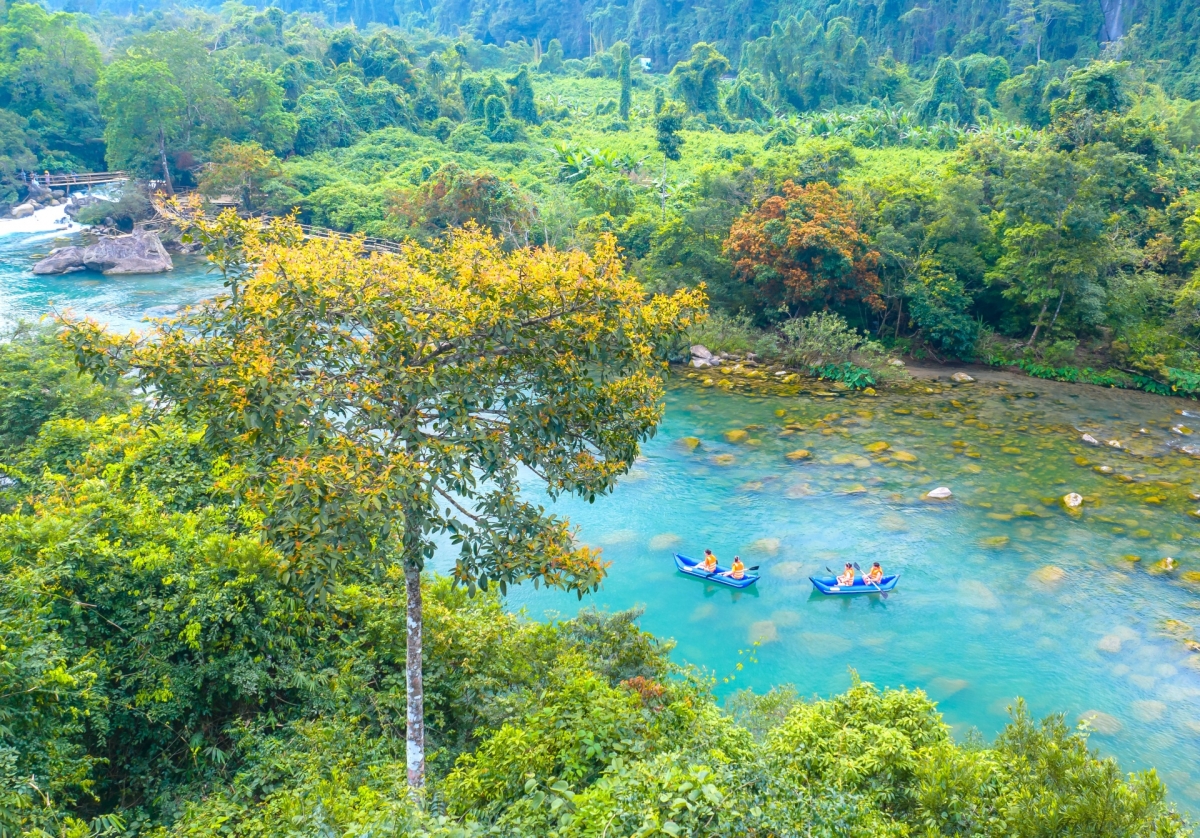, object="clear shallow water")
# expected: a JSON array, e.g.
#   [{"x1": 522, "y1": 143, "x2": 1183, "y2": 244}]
[
  {"x1": 471, "y1": 374, "x2": 1200, "y2": 813},
  {"x1": 3, "y1": 226, "x2": 1200, "y2": 813},
  {"x1": 0, "y1": 228, "x2": 222, "y2": 333}
]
